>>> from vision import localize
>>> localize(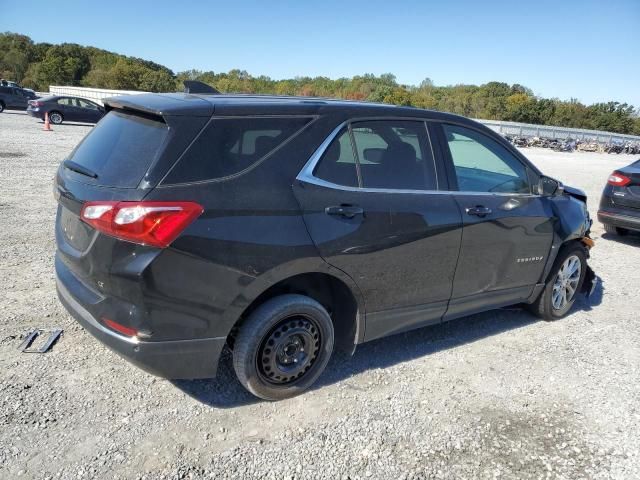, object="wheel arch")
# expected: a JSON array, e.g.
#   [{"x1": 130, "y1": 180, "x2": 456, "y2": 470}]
[
  {"x1": 539, "y1": 236, "x2": 588, "y2": 281},
  {"x1": 226, "y1": 267, "x2": 365, "y2": 354},
  {"x1": 537, "y1": 194, "x2": 592, "y2": 287}
]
